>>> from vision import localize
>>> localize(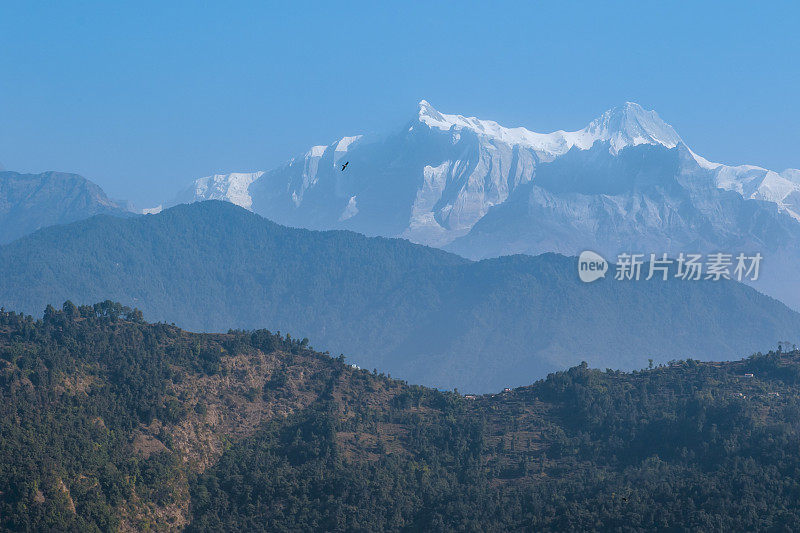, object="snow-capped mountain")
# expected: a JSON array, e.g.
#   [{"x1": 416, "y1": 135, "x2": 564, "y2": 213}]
[
  {"x1": 172, "y1": 171, "x2": 264, "y2": 210},
  {"x1": 178, "y1": 101, "x2": 692, "y2": 241},
  {"x1": 172, "y1": 100, "x2": 800, "y2": 308},
  {"x1": 417, "y1": 99, "x2": 682, "y2": 158}
]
